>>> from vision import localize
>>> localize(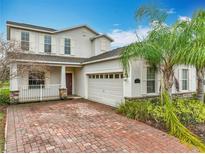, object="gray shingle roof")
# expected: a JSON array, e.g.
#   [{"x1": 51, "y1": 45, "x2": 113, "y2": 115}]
[
  {"x1": 12, "y1": 48, "x2": 123, "y2": 64},
  {"x1": 90, "y1": 34, "x2": 114, "y2": 42},
  {"x1": 7, "y1": 21, "x2": 57, "y2": 32},
  {"x1": 12, "y1": 53, "x2": 86, "y2": 64},
  {"x1": 83, "y1": 47, "x2": 123, "y2": 63},
  {"x1": 8, "y1": 48, "x2": 124, "y2": 65},
  {"x1": 6, "y1": 21, "x2": 99, "y2": 35}
]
